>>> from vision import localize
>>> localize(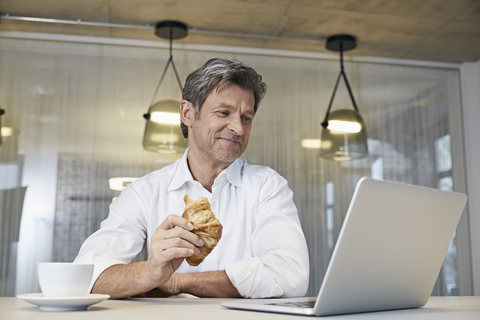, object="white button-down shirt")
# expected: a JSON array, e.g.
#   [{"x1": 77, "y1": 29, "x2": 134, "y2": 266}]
[{"x1": 74, "y1": 151, "x2": 309, "y2": 298}]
